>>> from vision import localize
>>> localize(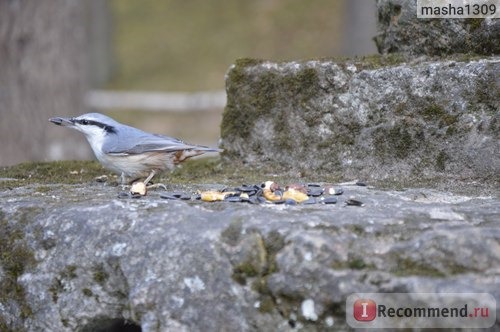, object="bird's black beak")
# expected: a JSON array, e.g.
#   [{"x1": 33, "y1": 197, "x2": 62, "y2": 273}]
[{"x1": 49, "y1": 117, "x2": 74, "y2": 127}]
